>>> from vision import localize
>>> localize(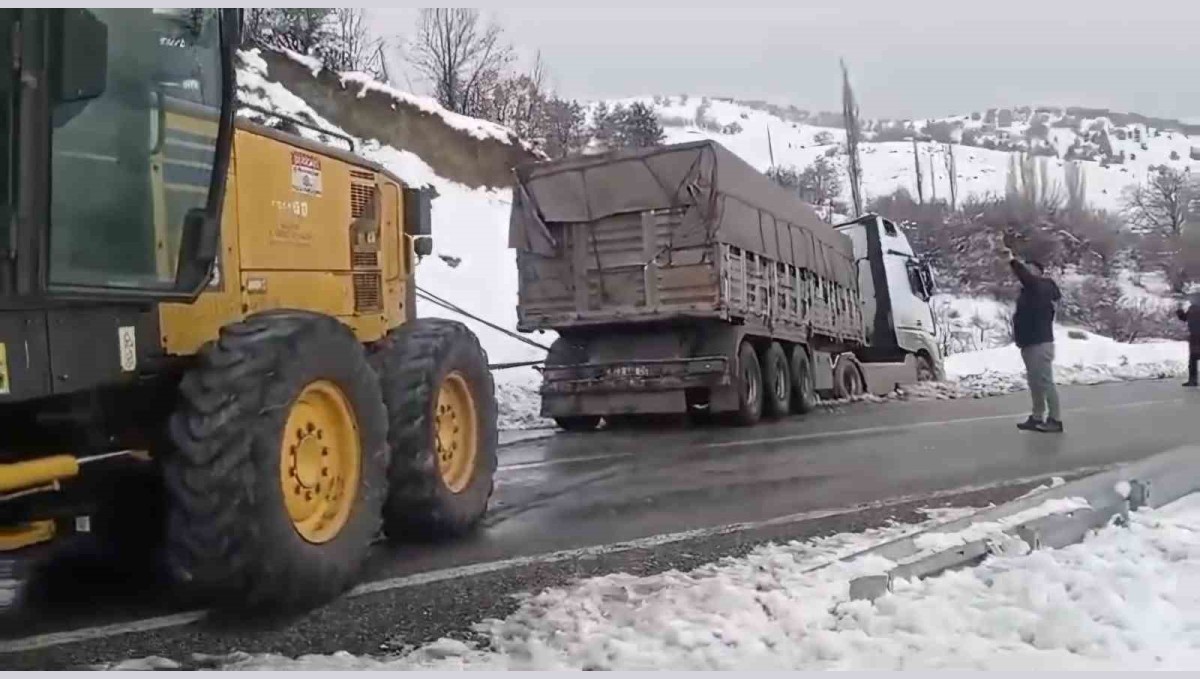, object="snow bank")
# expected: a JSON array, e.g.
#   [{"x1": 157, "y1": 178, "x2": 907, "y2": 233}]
[
  {"x1": 947, "y1": 326, "x2": 1187, "y2": 395},
  {"x1": 174, "y1": 494, "x2": 1200, "y2": 670}
]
